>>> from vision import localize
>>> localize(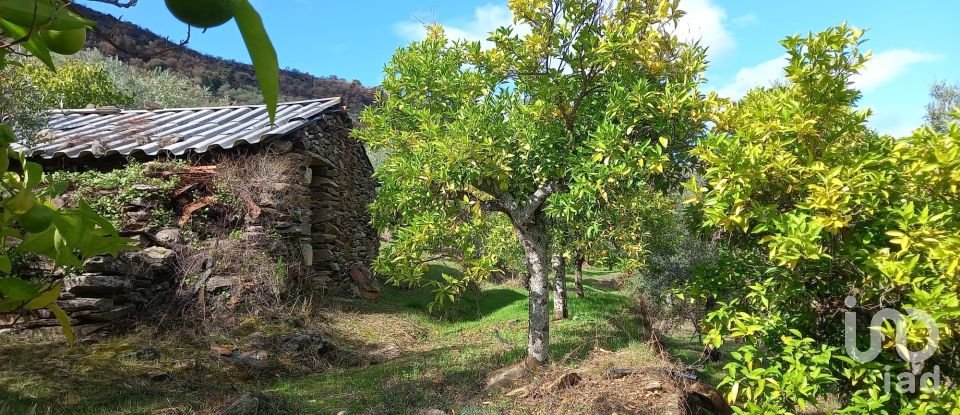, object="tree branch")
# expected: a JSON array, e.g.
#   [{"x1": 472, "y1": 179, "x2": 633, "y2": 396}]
[
  {"x1": 82, "y1": 0, "x2": 138, "y2": 7},
  {"x1": 514, "y1": 181, "x2": 563, "y2": 224},
  {"x1": 454, "y1": 190, "x2": 511, "y2": 215}
]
